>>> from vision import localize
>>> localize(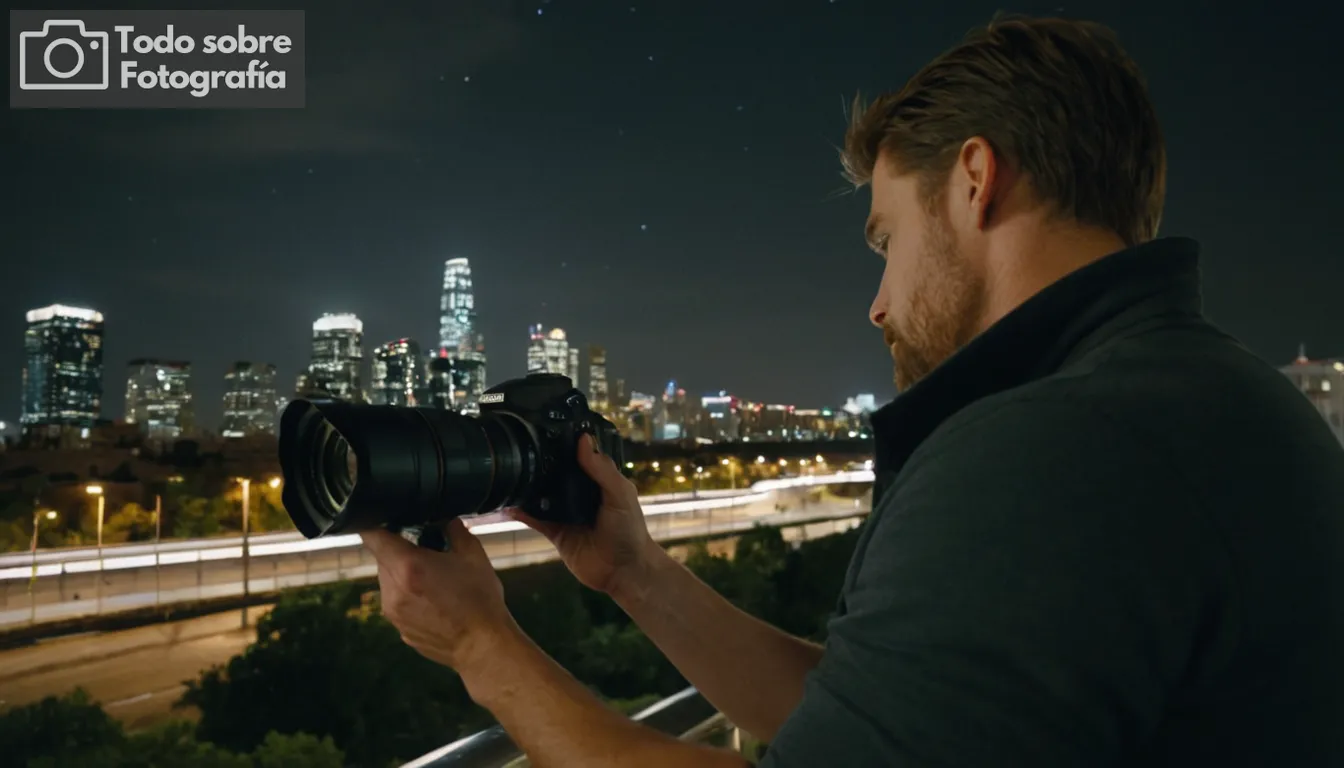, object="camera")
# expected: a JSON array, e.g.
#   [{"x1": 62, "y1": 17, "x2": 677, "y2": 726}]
[
  {"x1": 277, "y1": 373, "x2": 624, "y2": 548},
  {"x1": 18, "y1": 20, "x2": 110, "y2": 91}
]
